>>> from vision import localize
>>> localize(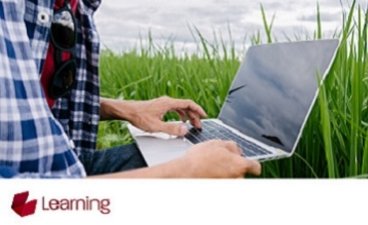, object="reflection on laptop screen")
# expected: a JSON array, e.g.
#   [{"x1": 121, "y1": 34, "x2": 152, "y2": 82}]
[{"x1": 219, "y1": 40, "x2": 339, "y2": 153}]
